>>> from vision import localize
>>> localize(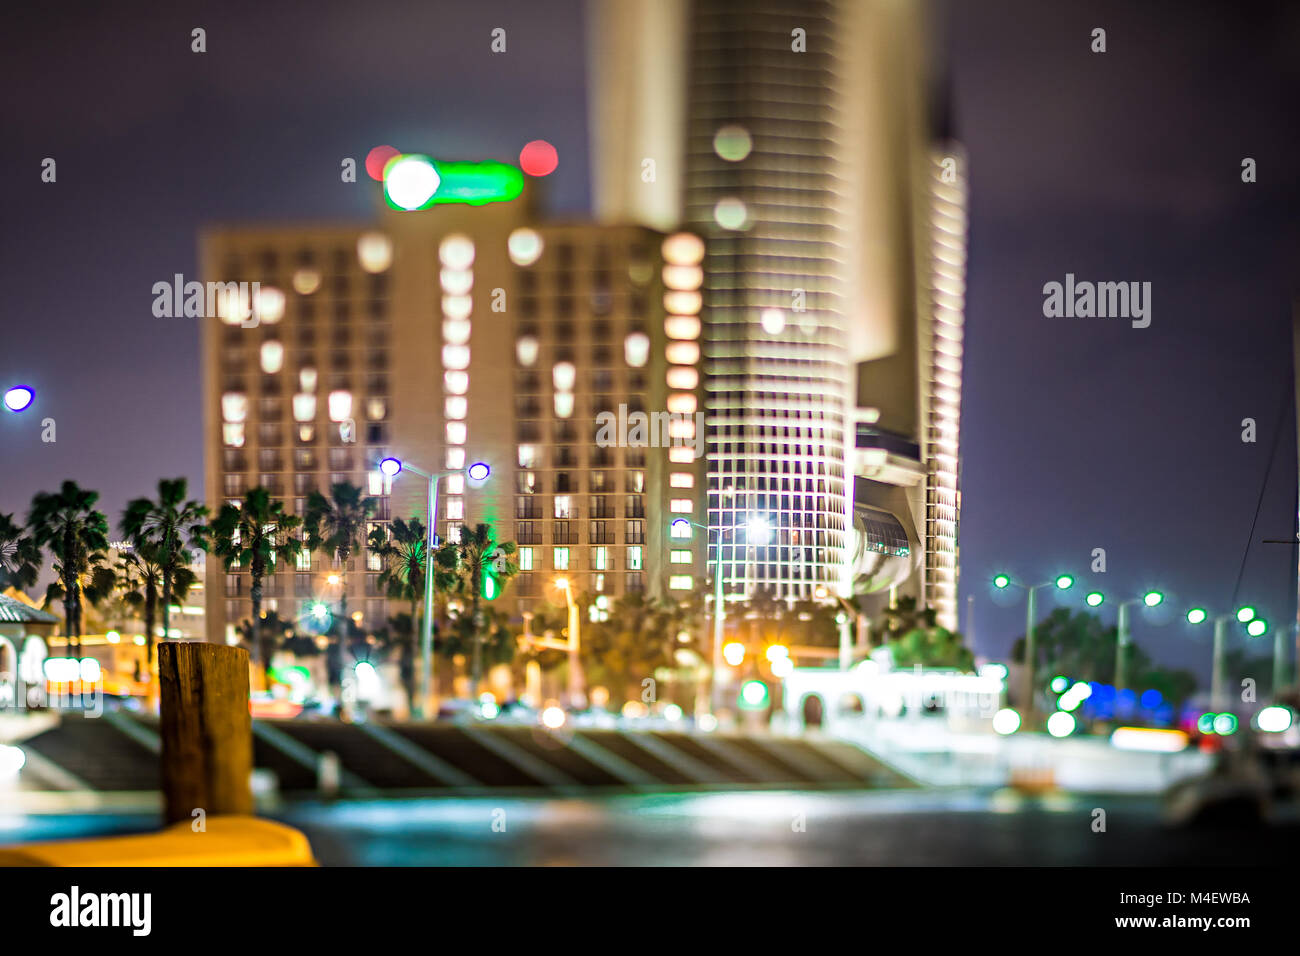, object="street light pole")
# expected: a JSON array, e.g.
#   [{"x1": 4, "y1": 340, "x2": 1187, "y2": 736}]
[
  {"x1": 1024, "y1": 584, "x2": 1038, "y2": 719},
  {"x1": 1212, "y1": 615, "x2": 1228, "y2": 711},
  {"x1": 711, "y1": 524, "x2": 725, "y2": 715},
  {"x1": 558, "y1": 579, "x2": 584, "y2": 707},
  {"x1": 381, "y1": 456, "x2": 490, "y2": 720},
  {"x1": 420, "y1": 470, "x2": 439, "y2": 720},
  {"x1": 1116, "y1": 601, "x2": 1131, "y2": 692}
]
